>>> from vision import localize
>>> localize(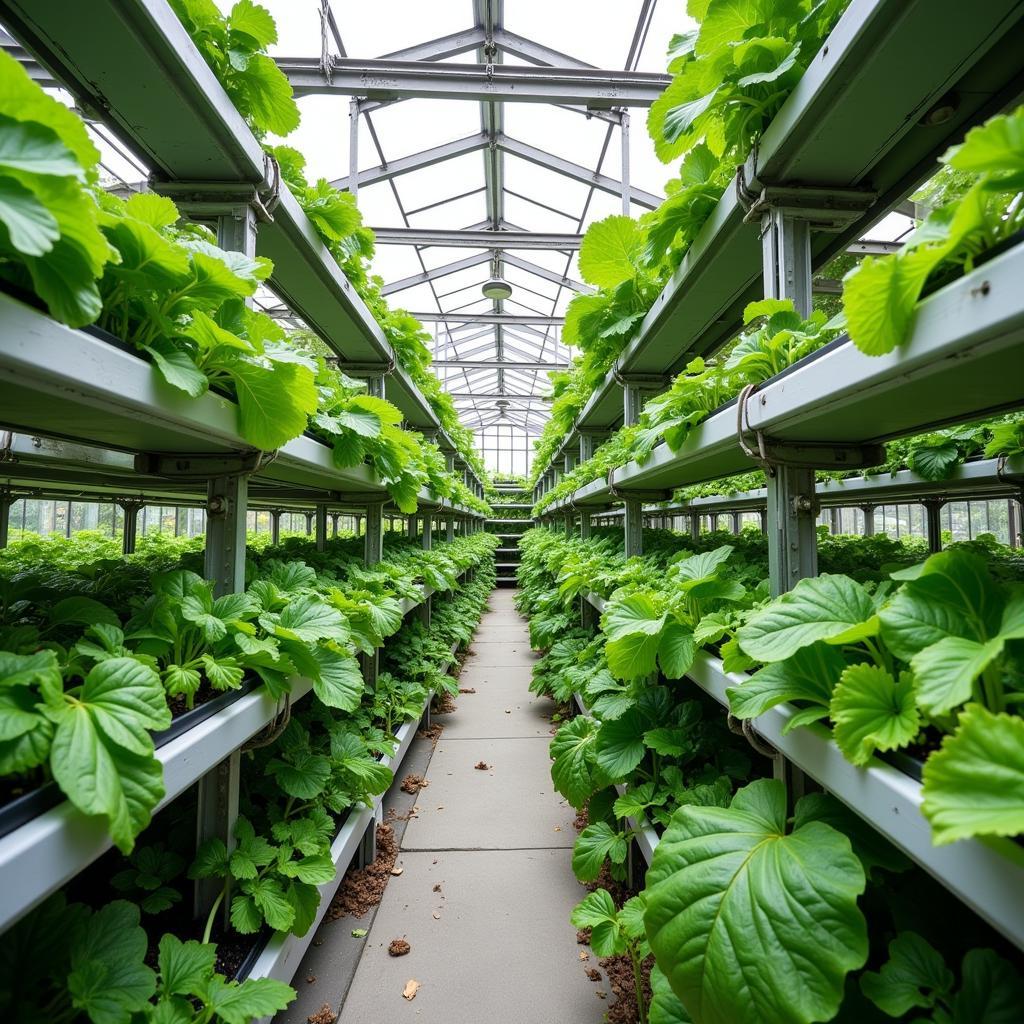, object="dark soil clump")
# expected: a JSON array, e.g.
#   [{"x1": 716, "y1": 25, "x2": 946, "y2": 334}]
[{"x1": 327, "y1": 824, "x2": 398, "y2": 919}]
